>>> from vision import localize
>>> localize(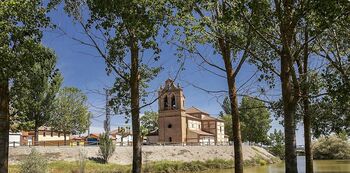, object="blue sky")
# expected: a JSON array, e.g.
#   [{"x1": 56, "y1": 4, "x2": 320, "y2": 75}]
[{"x1": 42, "y1": 5, "x2": 305, "y2": 145}]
